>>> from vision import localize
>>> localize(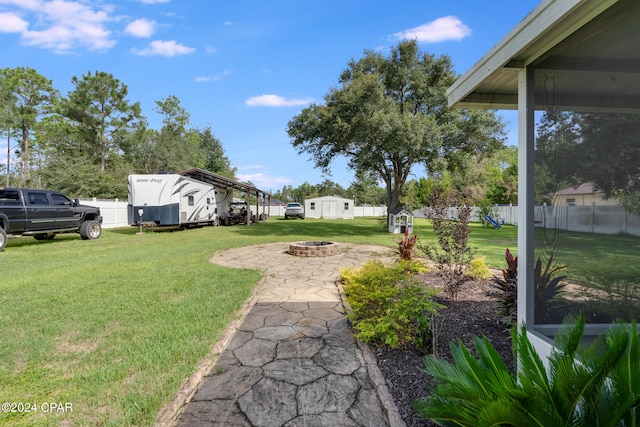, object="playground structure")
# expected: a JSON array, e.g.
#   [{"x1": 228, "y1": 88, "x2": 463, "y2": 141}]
[{"x1": 485, "y1": 215, "x2": 502, "y2": 229}]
